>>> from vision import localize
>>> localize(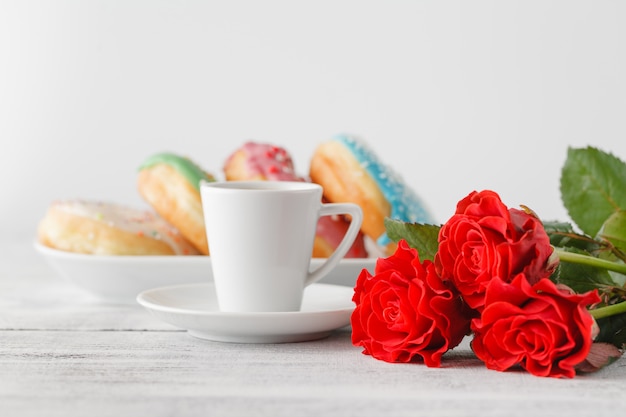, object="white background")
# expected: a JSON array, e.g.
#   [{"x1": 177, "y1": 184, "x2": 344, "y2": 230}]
[{"x1": 1, "y1": 0, "x2": 625, "y2": 241}]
